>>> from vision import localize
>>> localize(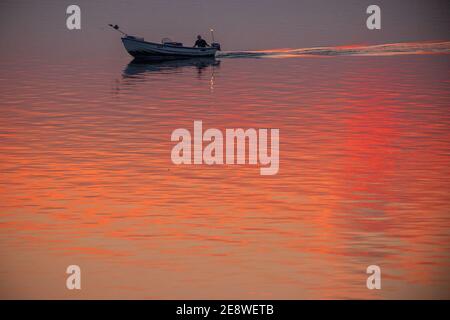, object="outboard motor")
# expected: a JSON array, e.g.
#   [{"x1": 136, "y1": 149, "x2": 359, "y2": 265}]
[{"x1": 211, "y1": 42, "x2": 221, "y2": 51}]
